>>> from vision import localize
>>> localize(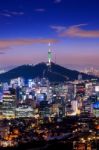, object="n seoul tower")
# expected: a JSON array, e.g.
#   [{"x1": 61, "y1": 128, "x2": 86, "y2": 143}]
[{"x1": 48, "y1": 42, "x2": 52, "y2": 66}]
